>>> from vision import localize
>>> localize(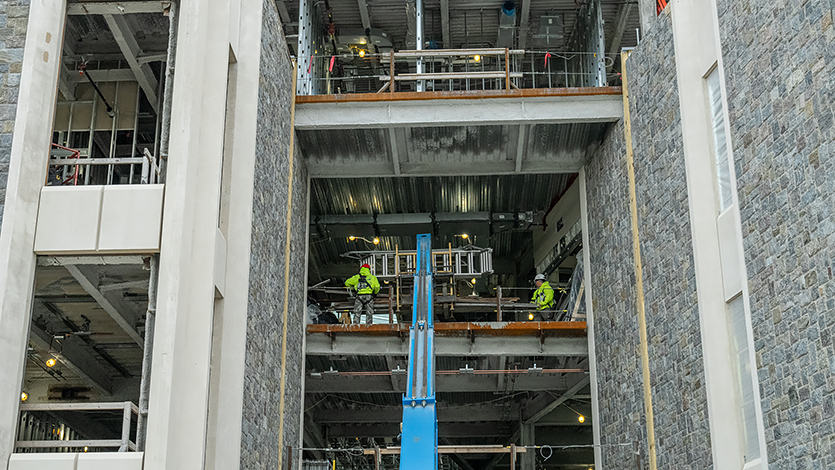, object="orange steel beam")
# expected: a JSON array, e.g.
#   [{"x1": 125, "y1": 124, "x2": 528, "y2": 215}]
[
  {"x1": 306, "y1": 321, "x2": 587, "y2": 337},
  {"x1": 296, "y1": 87, "x2": 622, "y2": 104}
]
